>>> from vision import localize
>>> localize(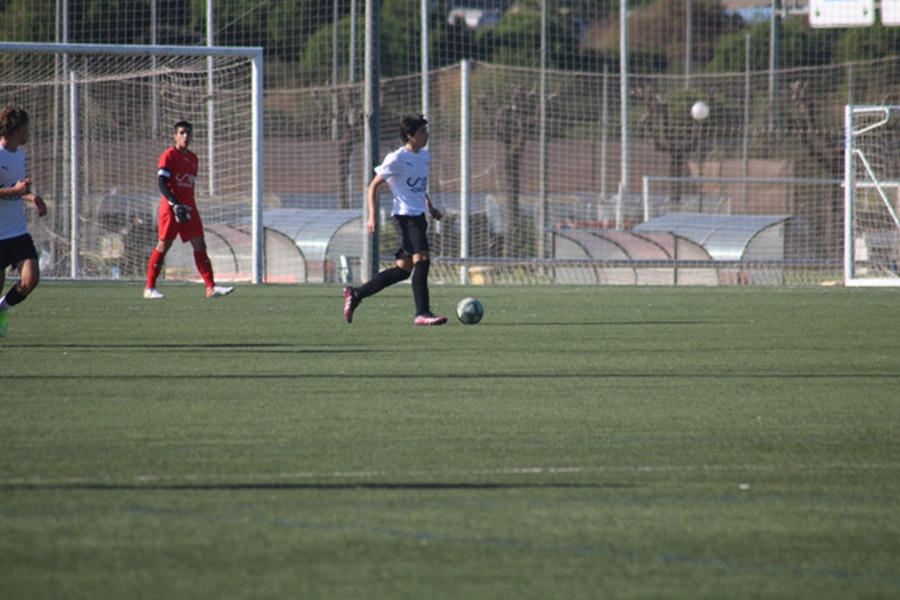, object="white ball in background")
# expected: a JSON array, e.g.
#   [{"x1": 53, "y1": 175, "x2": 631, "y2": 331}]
[{"x1": 691, "y1": 101, "x2": 710, "y2": 121}]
